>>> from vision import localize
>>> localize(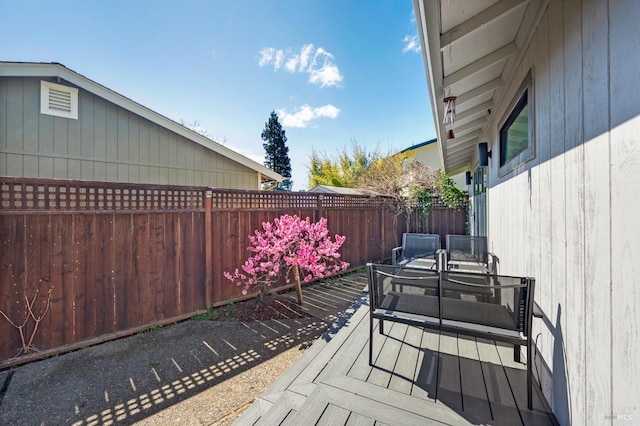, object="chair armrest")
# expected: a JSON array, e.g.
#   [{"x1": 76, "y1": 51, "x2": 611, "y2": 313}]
[
  {"x1": 533, "y1": 301, "x2": 544, "y2": 318},
  {"x1": 436, "y1": 249, "x2": 447, "y2": 271},
  {"x1": 487, "y1": 252, "x2": 499, "y2": 274},
  {"x1": 391, "y1": 246, "x2": 402, "y2": 265}
]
